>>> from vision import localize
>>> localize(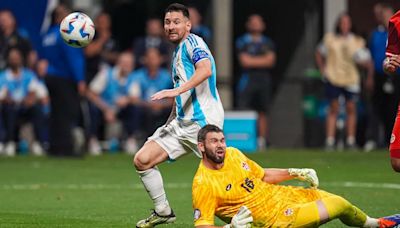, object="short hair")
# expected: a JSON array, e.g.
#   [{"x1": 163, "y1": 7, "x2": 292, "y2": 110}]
[
  {"x1": 198, "y1": 124, "x2": 223, "y2": 143},
  {"x1": 165, "y1": 3, "x2": 190, "y2": 19}
]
